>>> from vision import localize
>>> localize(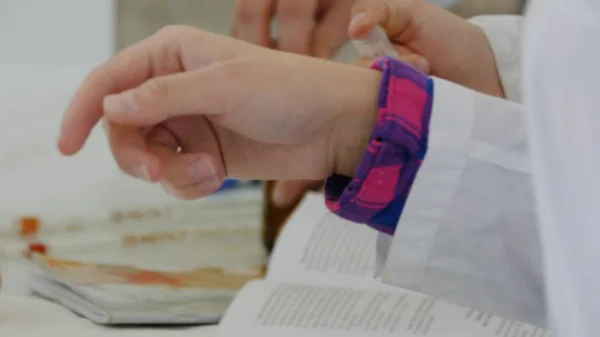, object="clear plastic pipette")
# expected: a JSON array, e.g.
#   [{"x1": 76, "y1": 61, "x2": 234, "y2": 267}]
[{"x1": 351, "y1": 25, "x2": 399, "y2": 60}]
